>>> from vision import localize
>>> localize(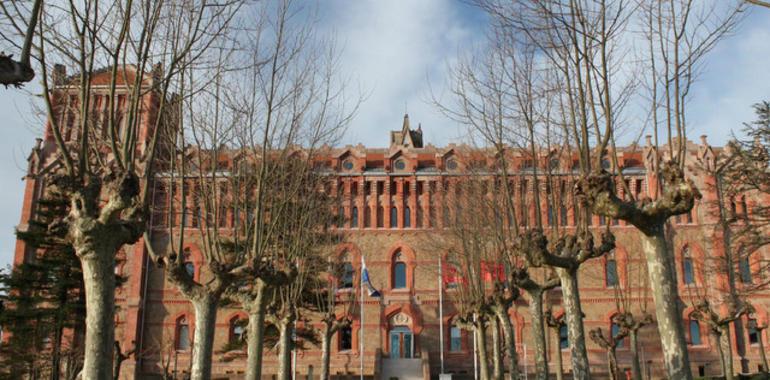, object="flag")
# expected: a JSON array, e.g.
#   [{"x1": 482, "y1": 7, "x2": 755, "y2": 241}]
[{"x1": 361, "y1": 256, "x2": 380, "y2": 297}]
